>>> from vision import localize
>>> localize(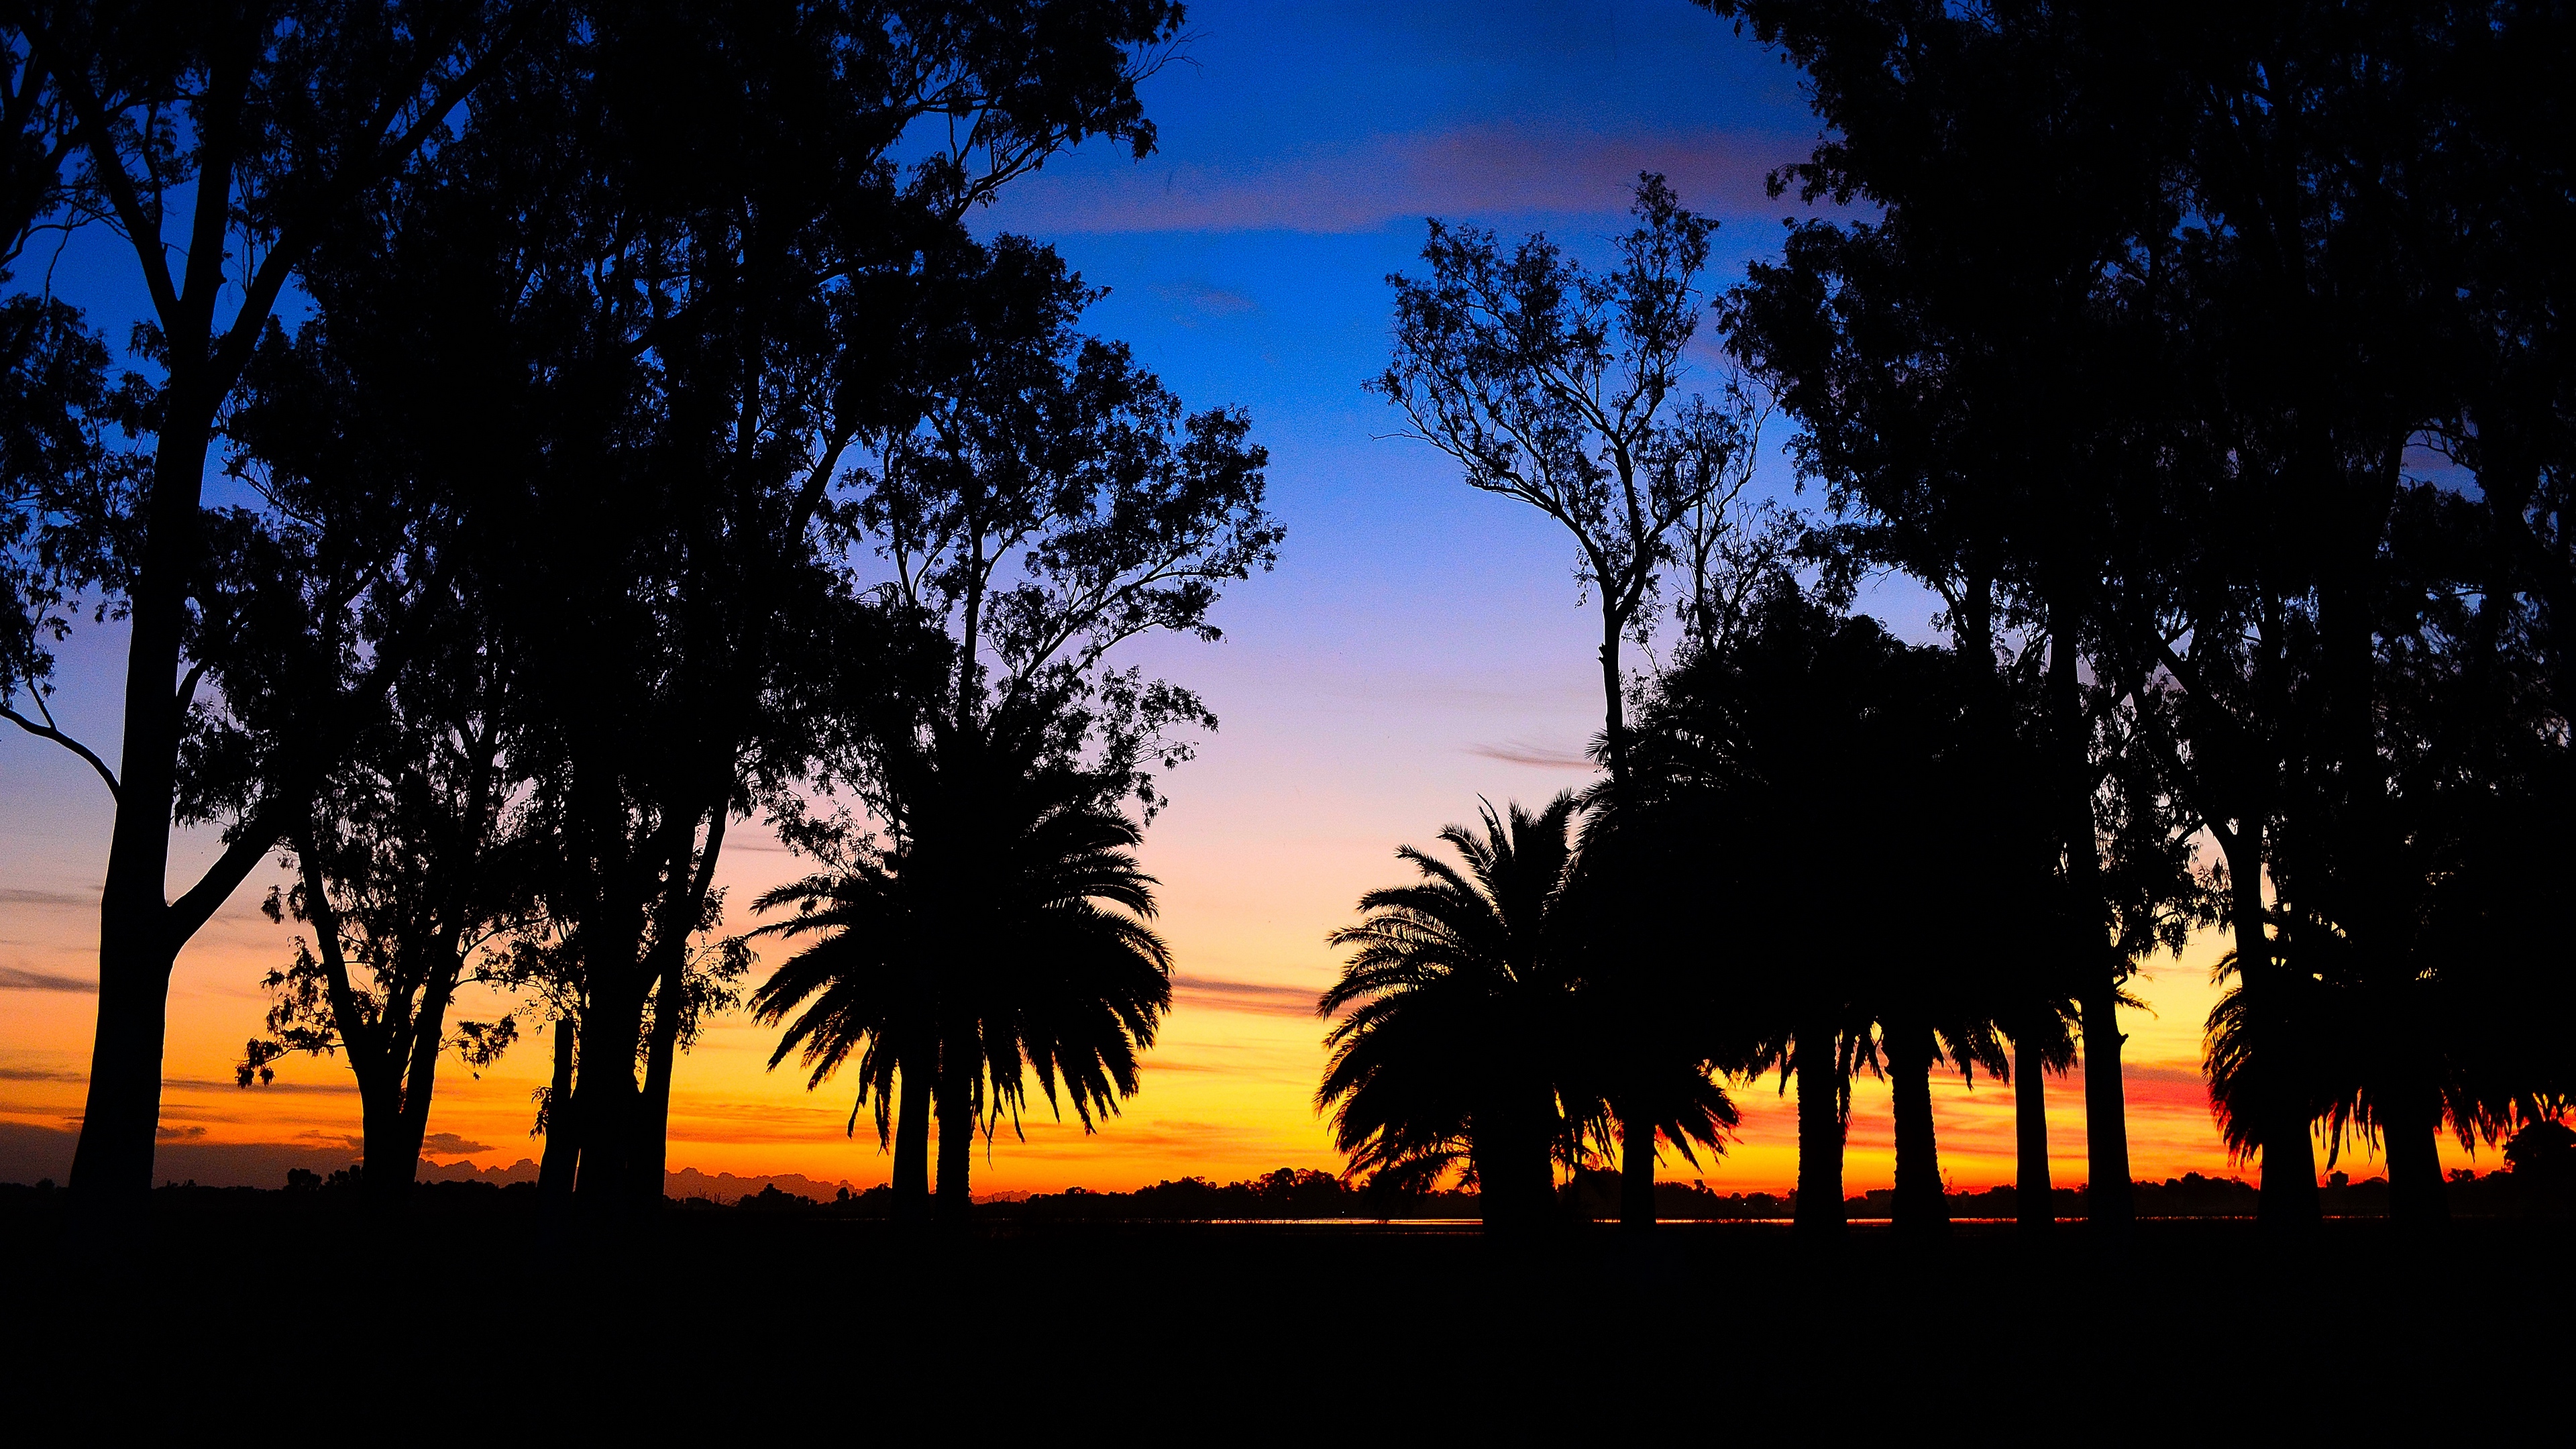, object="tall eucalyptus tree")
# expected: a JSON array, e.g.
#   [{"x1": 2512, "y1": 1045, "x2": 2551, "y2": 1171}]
[{"x1": 1371, "y1": 173, "x2": 1760, "y2": 1232}]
